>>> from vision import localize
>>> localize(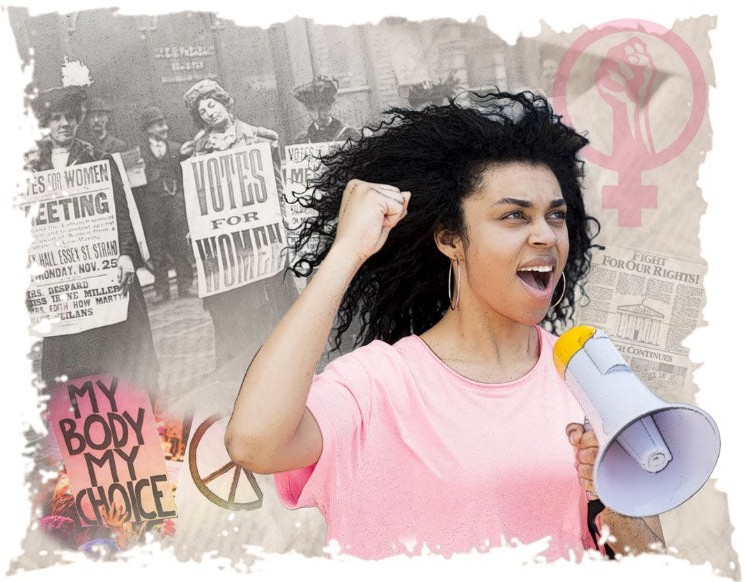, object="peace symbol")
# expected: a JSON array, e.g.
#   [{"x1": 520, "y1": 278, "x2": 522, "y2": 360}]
[{"x1": 188, "y1": 414, "x2": 263, "y2": 511}]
